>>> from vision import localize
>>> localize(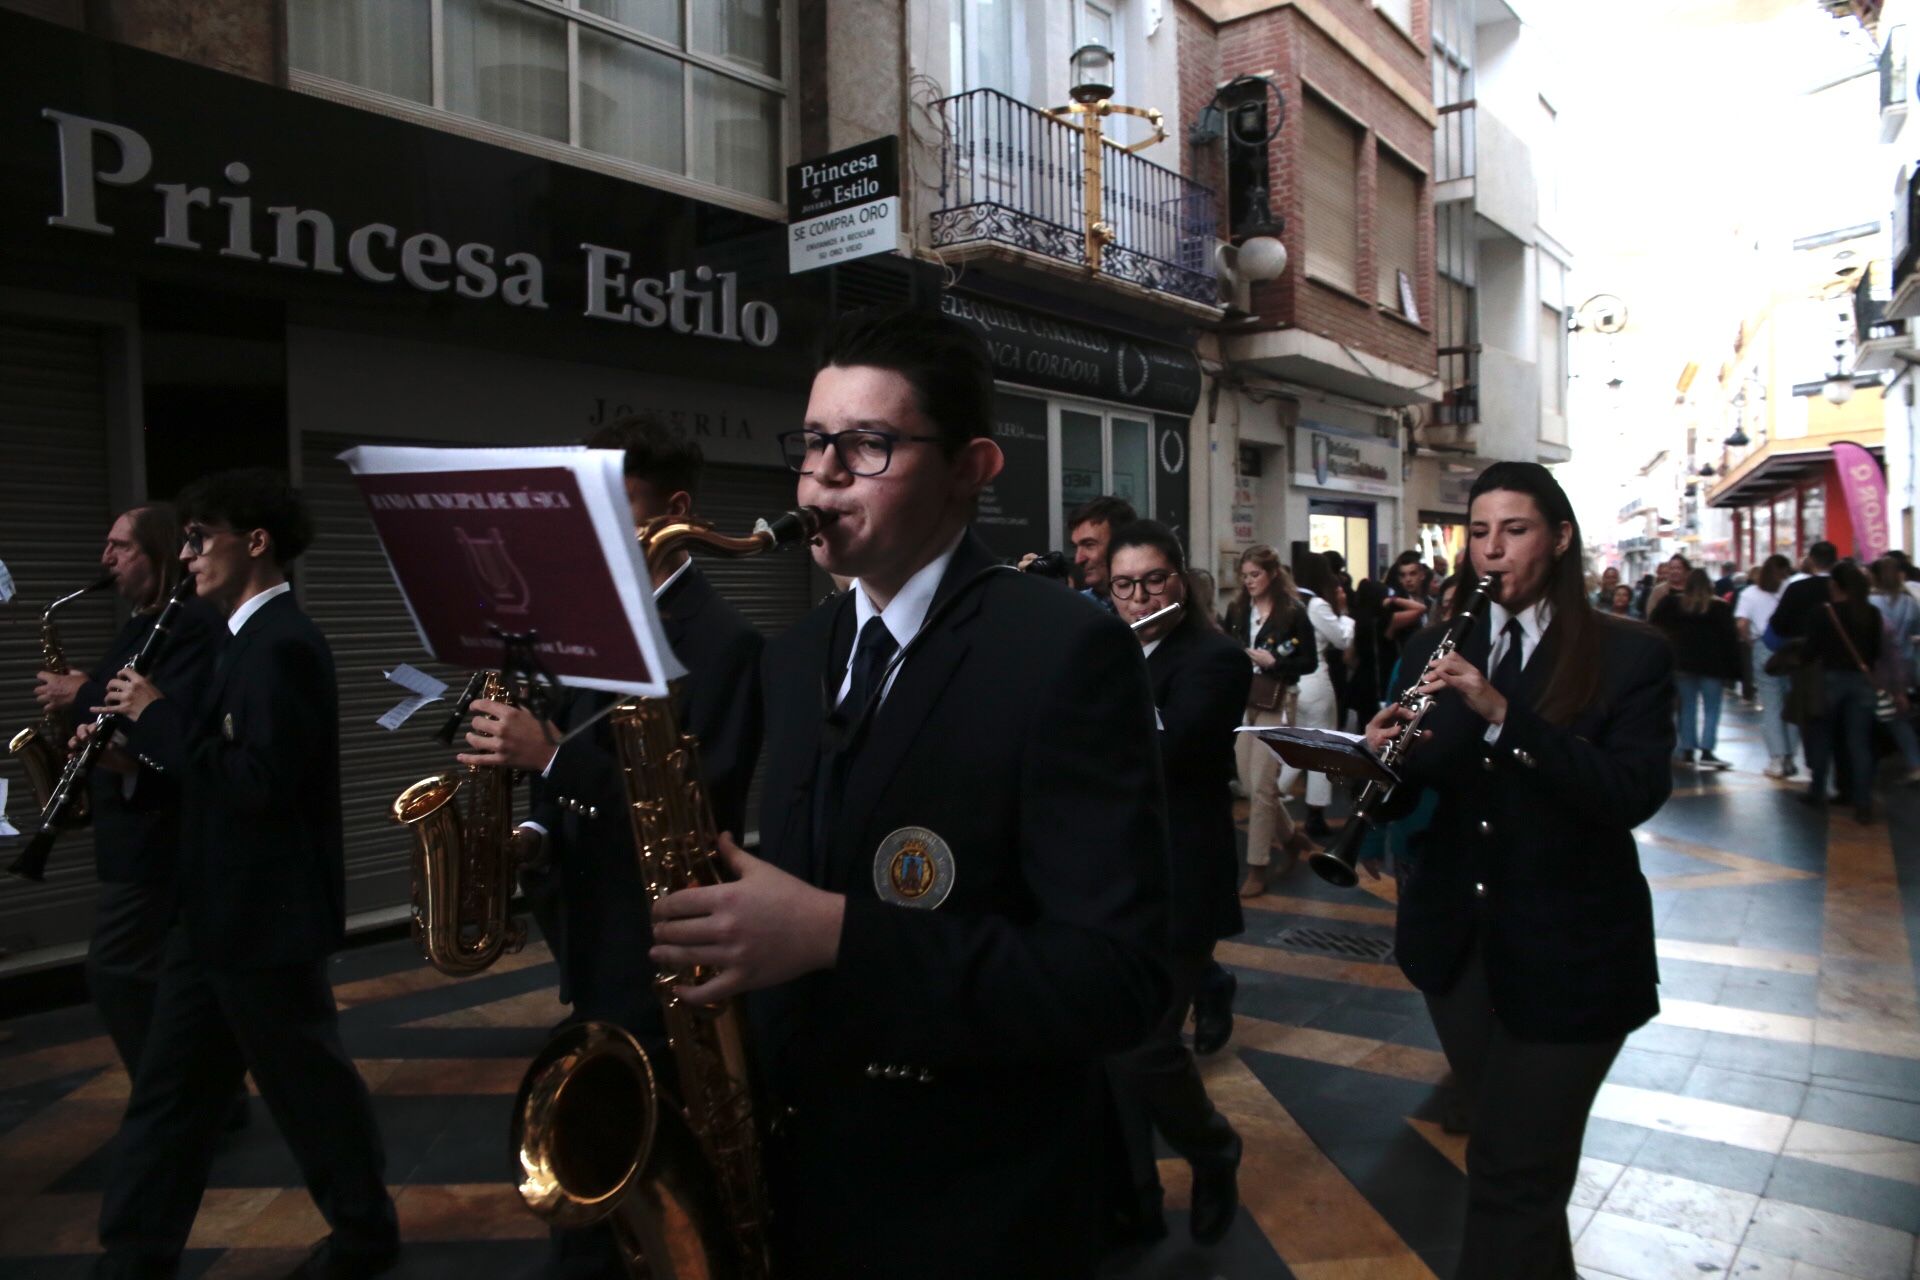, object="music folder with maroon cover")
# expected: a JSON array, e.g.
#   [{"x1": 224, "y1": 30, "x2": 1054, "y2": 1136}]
[
  {"x1": 337, "y1": 445, "x2": 684, "y2": 699},
  {"x1": 1235, "y1": 725, "x2": 1400, "y2": 788}
]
